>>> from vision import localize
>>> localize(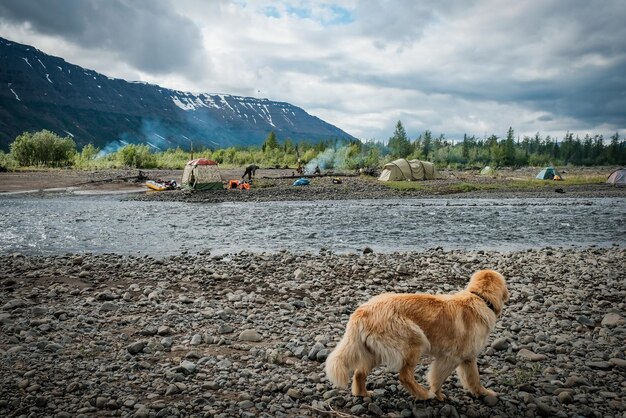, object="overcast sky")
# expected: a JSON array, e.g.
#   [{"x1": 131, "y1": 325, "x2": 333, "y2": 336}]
[{"x1": 1, "y1": 0, "x2": 625, "y2": 141}]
